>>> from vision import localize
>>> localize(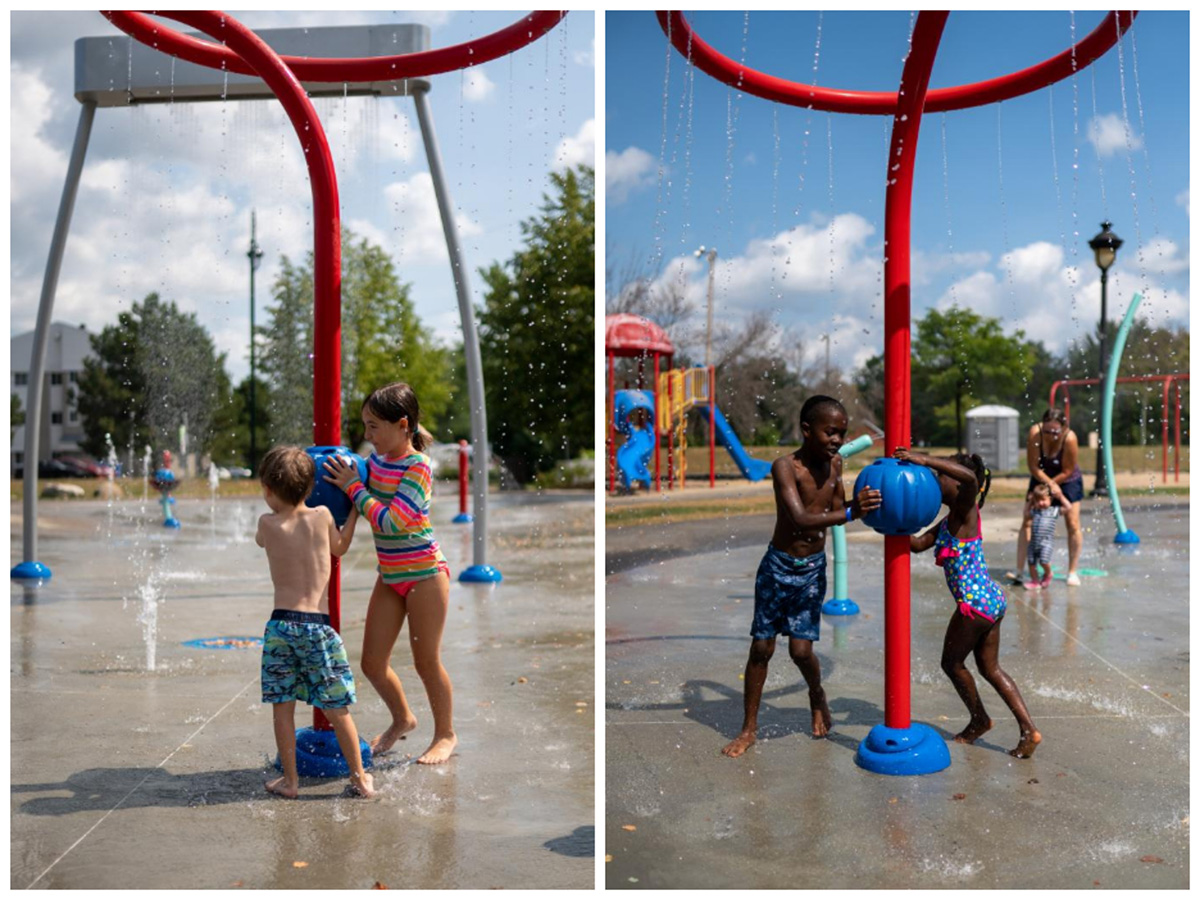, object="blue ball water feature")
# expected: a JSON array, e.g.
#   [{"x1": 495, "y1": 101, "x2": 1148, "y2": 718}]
[
  {"x1": 852, "y1": 458, "x2": 942, "y2": 536},
  {"x1": 305, "y1": 446, "x2": 368, "y2": 526}
]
